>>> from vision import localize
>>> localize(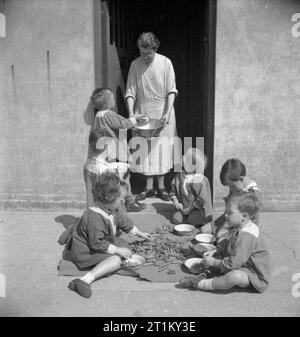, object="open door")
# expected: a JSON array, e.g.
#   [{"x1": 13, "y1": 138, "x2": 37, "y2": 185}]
[{"x1": 94, "y1": 0, "x2": 216, "y2": 194}]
